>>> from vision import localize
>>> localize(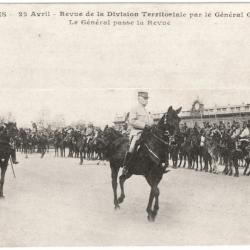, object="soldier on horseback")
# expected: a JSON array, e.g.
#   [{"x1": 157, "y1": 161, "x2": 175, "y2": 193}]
[
  {"x1": 238, "y1": 121, "x2": 250, "y2": 154},
  {"x1": 121, "y1": 91, "x2": 154, "y2": 176},
  {"x1": 231, "y1": 121, "x2": 242, "y2": 150},
  {"x1": 86, "y1": 123, "x2": 94, "y2": 143}
]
